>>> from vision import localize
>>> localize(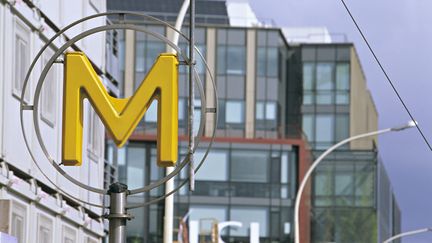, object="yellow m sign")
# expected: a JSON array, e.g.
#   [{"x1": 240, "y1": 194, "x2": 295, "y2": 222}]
[{"x1": 62, "y1": 52, "x2": 178, "y2": 167}]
